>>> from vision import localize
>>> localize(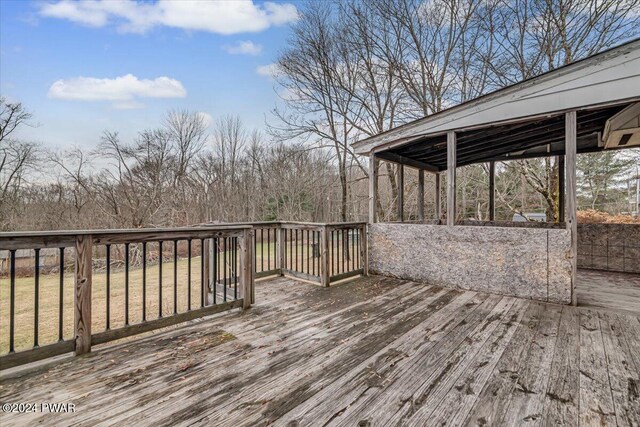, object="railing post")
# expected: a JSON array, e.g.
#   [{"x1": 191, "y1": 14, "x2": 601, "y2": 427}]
[
  {"x1": 240, "y1": 228, "x2": 254, "y2": 309},
  {"x1": 74, "y1": 234, "x2": 92, "y2": 356},
  {"x1": 360, "y1": 225, "x2": 368, "y2": 276},
  {"x1": 320, "y1": 225, "x2": 330, "y2": 287},
  {"x1": 277, "y1": 225, "x2": 285, "y2": 276}
]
